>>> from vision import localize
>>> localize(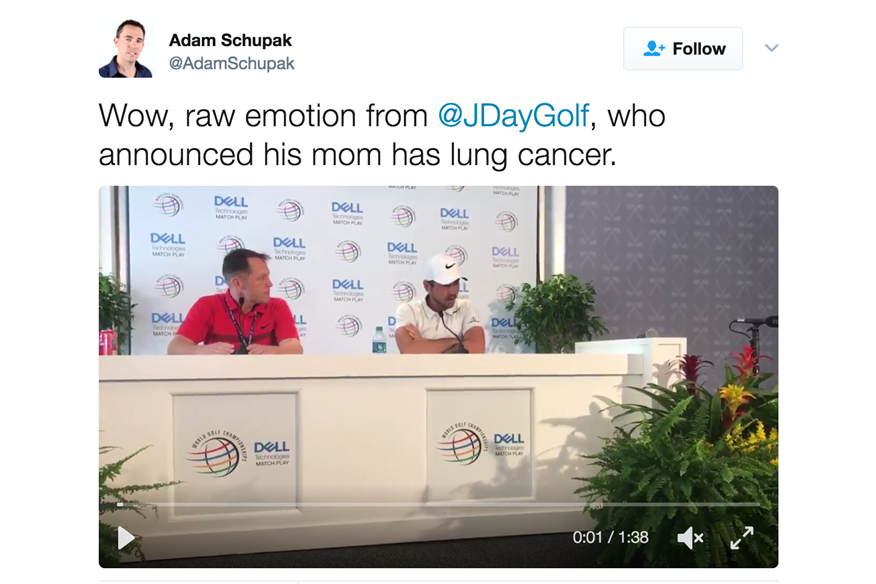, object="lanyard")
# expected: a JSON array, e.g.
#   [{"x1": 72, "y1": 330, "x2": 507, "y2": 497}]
[{"x1": 224, "y1": 297, "x2": 257, "y2": 347}]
